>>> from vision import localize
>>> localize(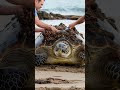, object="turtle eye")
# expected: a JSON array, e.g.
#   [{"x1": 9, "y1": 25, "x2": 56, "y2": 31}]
[{"x1": 62, "y1": 49, "x2": 66, "y2": 53}]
